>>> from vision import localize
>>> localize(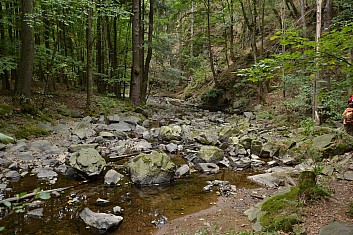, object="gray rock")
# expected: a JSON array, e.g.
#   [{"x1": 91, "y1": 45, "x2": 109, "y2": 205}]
[
  {"x1": 106, "y1": 122, "x2": 134, "y2": 132},
  {"x1": 344, "y1": 171, "x2": 353, "y2": 181},
  {"x1": 133, "y1": 140, "x2": 152, "y2": 151},
  {"x1": 175, "y1": 164, "x2": 190, "y2": 177},
  {"x1": 312, "y1": 134, "x2": 335, "y2": 149},
  {"x1": 247, "y1": 173, "x2": 281, "y2": 188},
  {"x1": 113, "y1": 206, "x2": 124, "y2": 215},
  {"x1": 80, "y1": 208, "x2": 123, "y2": 230},
  {"x1": 106, "y1": 114, "x2": 120, "y2": 123},
  {"x1": 53, "y1": 123, "x2": 70, "y2": 136},
  {"x1": 69, "y1": 144, "x2": 99, "y2": 153},
  {"x1": 159, "y1": 125, "x2": 182, "y2": 141},
  {"x1": 127, "y1": 151, "x2": 176, "y2": 185},
  {"x1": 99, "y1": 131, "x2": 115, "y2": 139},
  {"x1": 197, "y1": 146, "x2": 224, "y2": 163},
  {"x1": 27, "y1": 208, "x2": 44, "y2": 218},
  {"x1": 195, "y1": 163, "x2": 220, "y2": 174},
  {"x1": 319, "y1": 221, "x2": 353, "y2": 235},
  {"x1": 9, "y1": 162, "x2": 18, "y2": 170},
  {"x1": 37, "y1": 168, "x2": 58, "y2": 180},
  {"x1": 229, "y1": 157, "x2": 252, "y2": 169},
  {"x1": 96, "y1": 198, "x2": 110, "y2": 205},
  {"x1": 5, "y1": 170, "x2": 21, "y2": 180},
  {"x1": 29, "y1": 140, "x2": 52, "y2": 152},
  {"x1": 165, "y1": 143, "x2": 178, "y2": 153},
  {"x1": 104, "y1": 169, "x2": 124, "y2": 186},
  {"x1": 73, "y1": 121, "x2": 95, "y2": 139},
  {"x1": 69, "y1": 148, "x2": 106, "y2": 176}
]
